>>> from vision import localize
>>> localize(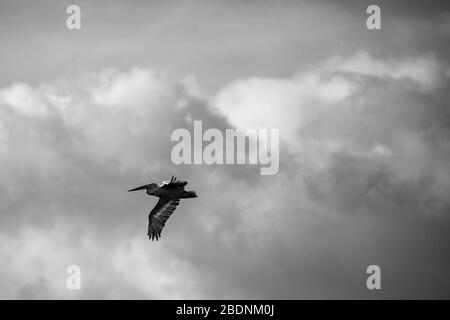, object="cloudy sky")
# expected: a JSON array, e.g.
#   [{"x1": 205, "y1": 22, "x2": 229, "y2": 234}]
[{"x1": 1, "y1": 0, "x2": 450, "y2": 299}]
